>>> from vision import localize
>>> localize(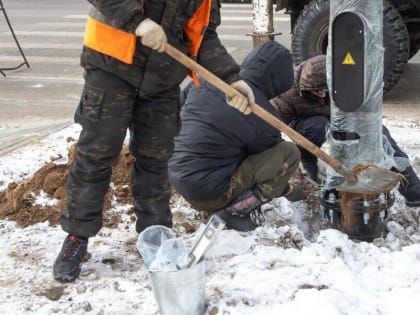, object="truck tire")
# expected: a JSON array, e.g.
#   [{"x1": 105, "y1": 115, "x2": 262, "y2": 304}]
[{"x1": 291, "y1": 0, "x2": 410, "y2": 93}]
